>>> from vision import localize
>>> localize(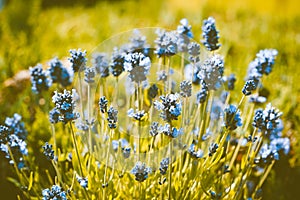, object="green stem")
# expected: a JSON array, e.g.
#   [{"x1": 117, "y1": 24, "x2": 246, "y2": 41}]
[
  {"x1": 168, "y1": 136, "x2": 173, "y2": 199},
  {"x1": 69, "y1": 123, "x2": 84, "y2": 177}
]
